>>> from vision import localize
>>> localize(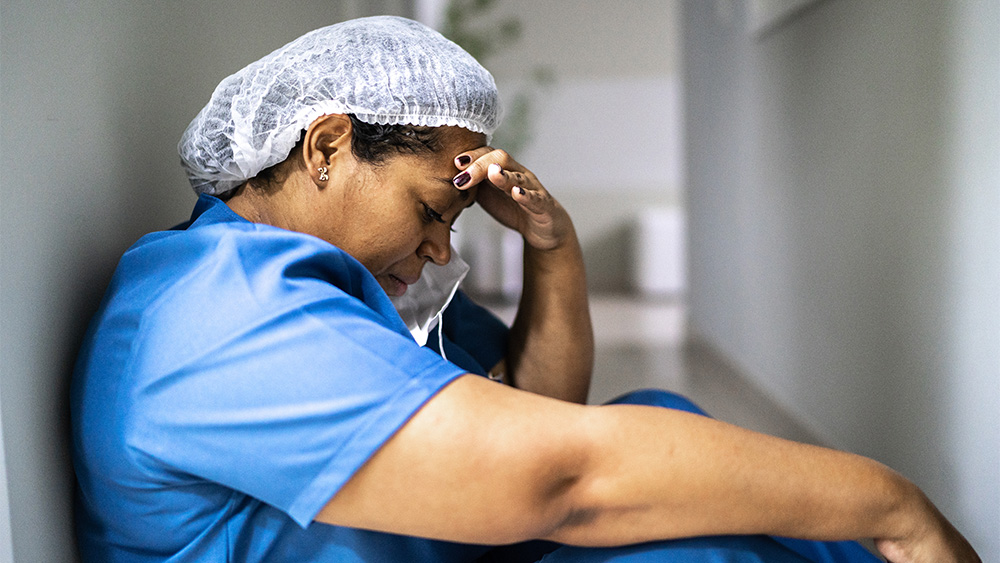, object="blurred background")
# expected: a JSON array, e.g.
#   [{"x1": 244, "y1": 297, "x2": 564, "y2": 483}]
[{"x1": 1, "y1": 1, "x2": 996, "y2": 561}]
